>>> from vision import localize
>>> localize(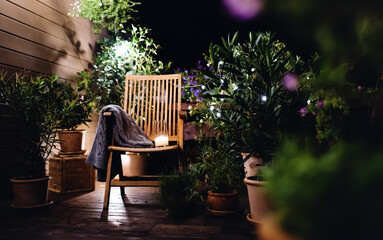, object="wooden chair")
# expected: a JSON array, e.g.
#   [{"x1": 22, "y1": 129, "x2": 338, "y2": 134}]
[{"x1": 103, "y1": 74, "x2": 184, "y2": 209}]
